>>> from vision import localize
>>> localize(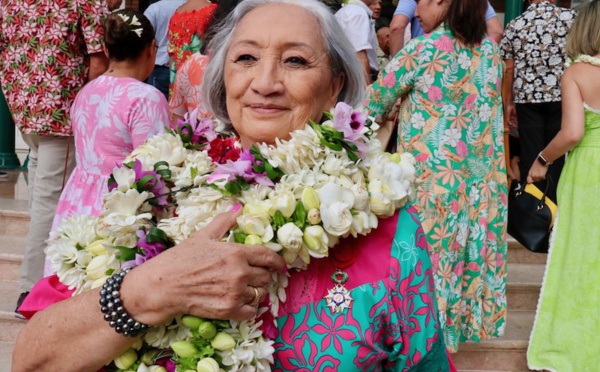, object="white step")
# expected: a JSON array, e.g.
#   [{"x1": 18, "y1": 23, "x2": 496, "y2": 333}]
[{"x1": 0, "y1": 341, "x2": 15, "y2": 372}]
